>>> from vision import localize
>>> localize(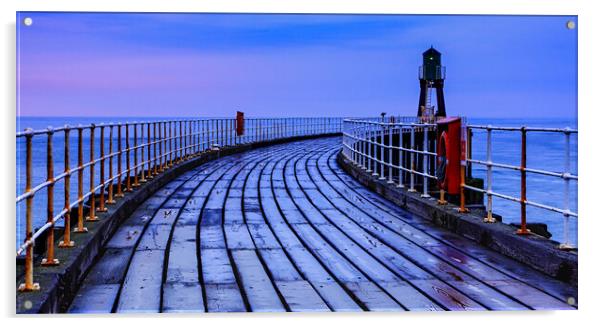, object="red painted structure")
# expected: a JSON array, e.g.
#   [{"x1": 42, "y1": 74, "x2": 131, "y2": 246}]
[
  {"x1": 236, "y1": 111, "x2": 244, "y2": 136},
  {"x1": 437, "y1": 117, "x2": 462, "y2": 195}
]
